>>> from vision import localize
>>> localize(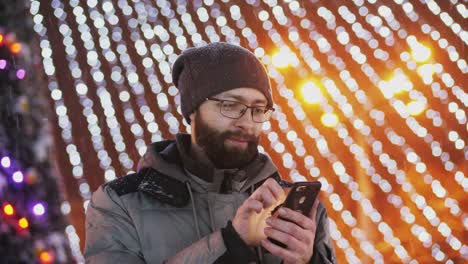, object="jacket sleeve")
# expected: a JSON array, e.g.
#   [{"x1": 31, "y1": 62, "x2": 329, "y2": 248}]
[
  {"x1": 309, "y1": 202, "x2": 337, "y2": 264},
  {"x1": 163, "y1": 220, "x2": 255, "y2": 263},
  {"x1": 84, "y1": 186, "x2": 145, "y2": 264},
  {"x1": 163, "y1": 230, "x2": 228, "y2": 263}
]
